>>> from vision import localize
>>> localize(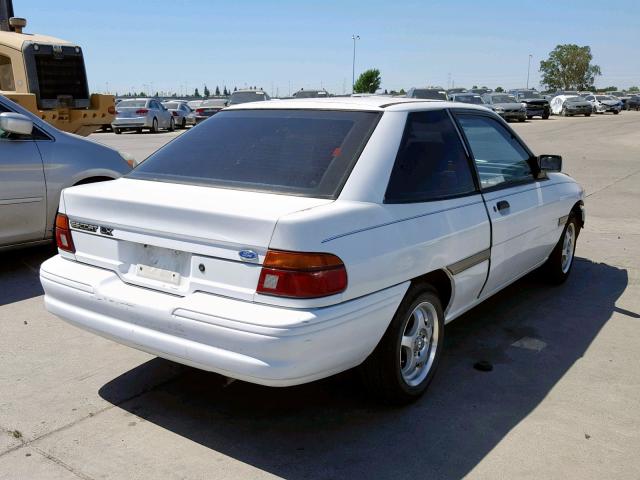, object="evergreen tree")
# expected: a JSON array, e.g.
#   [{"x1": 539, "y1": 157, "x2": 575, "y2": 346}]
[
  {"x1": 215, "y1": 85, "x2": 220, "y2": 96},
  {"x1": 203, "y1": 85, "x2": 210, "y2": 98},
  {"x1": 194, "y1": 88, "x2": 201, "y2": 98}
]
